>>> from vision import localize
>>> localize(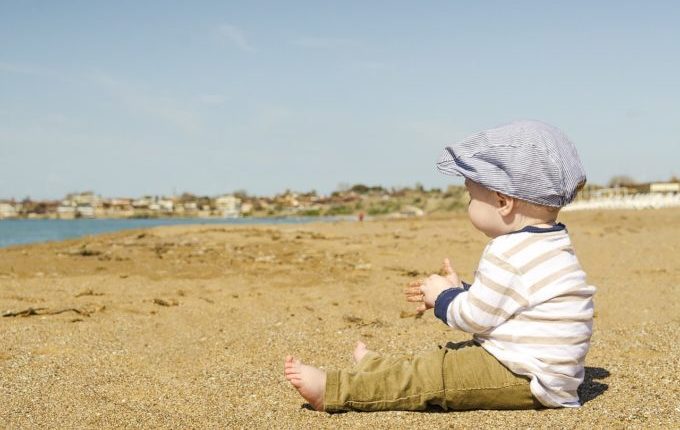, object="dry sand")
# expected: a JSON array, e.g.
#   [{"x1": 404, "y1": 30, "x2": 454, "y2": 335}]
[{"x1": 1, "y1": 209, "x2": 679, "y2": 429}]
